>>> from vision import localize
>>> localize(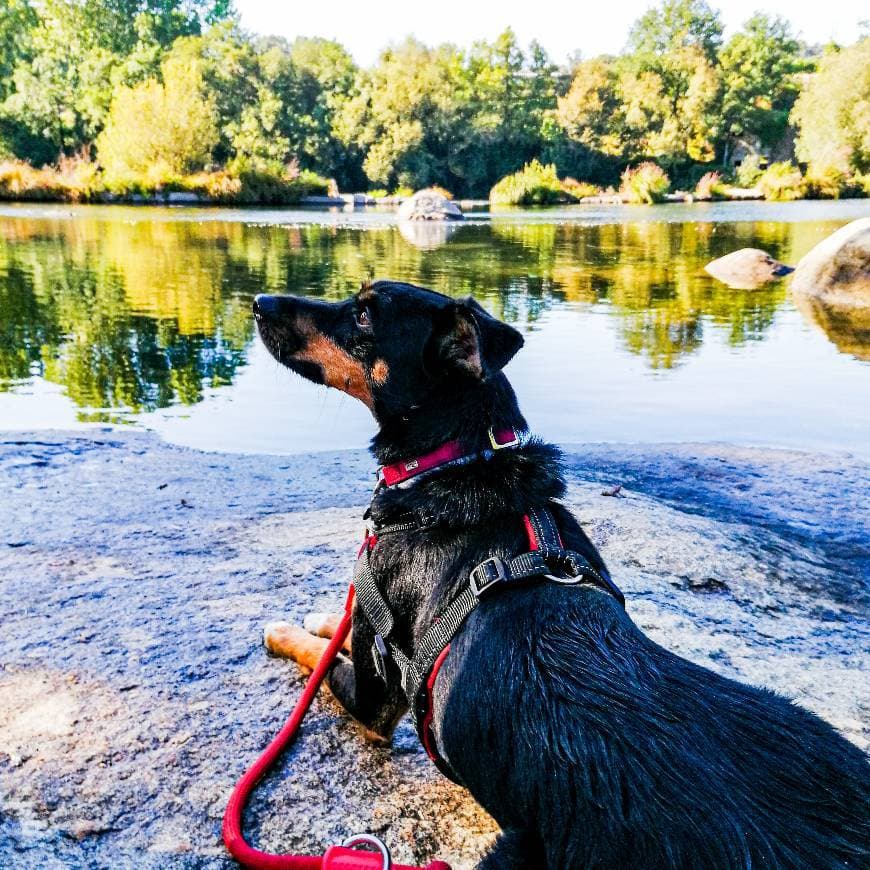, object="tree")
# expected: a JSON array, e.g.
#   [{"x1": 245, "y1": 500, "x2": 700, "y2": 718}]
[
  {"x1": 791, "y1": 39, "x2": 870, "y2": 175},
  {"x1": 719, "y1": 14, "x2": 804, "y2": 162},
  {"x1": 628, "y1": 0, "x2": 723, "y2": 62},
  {"x1": 621, "y1": 0, "x2": 723, "y2": 167},
  {"x1": 96, "y1": 53, "x2": 219, "y2": 177}
]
